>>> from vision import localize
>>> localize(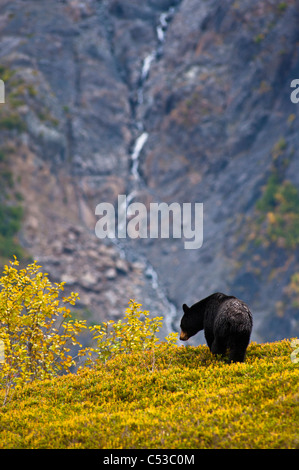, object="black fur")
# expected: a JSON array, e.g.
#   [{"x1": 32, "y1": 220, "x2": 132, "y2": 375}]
[{"x1": 180, "y1": 292, "x2": 253, "y2": 362}]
